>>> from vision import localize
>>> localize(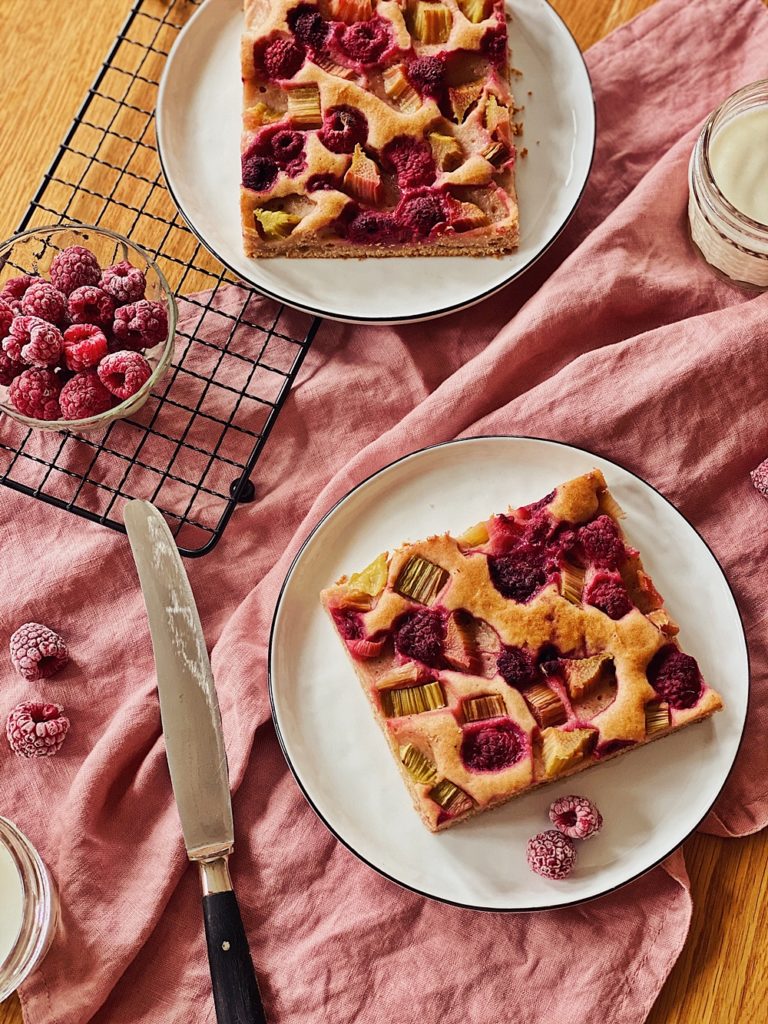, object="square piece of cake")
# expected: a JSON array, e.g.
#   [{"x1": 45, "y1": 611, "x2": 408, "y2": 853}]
[
  {"x1": 240, "y1": 0, "x2": 519, "y2": 257},
  {"x1": 321, "y1": 470, "x2": 723, "y2": 832}
]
